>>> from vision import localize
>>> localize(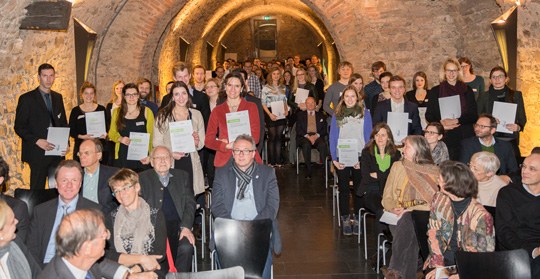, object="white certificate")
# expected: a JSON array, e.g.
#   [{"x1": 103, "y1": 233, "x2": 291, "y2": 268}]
[
  {"x1": 492, "y1": 101, "x2": 517, "y2": 134},
  {"x1": 126, "y1": 132, "x2": 150, "y2": 161},
  {"x1": 45, "y1": 127, "x2": 70, "y2": 156},
  {"x1": 85, "y1": 111, "x2": 106, "y2": 138},
  {"x1": 418, "y1": 107, "x2": 428, "y2": 130},
  {"x1": 380, "y1": 210, "x2": 403, "y2": 225},
  {"x1": 337, "y1": 138, "x2": 358, "y2": 167},
  {"x1": 226, "y1": 110, "x2": 251, "y2": 143},
  {"x1": 270, "y1": 101, "x2": 286, "y2": 120},
  {"x1": 439, "y1": 95, "x2": 461, "y2": 119},
  {"x1": 295, "y1": 88, "x2": 310, "y2": 104},
  {"x1": 387, "y1": 112, "x2": 409, "y2": 144},
  {"x1": 169, "y1": 120, "x2": 196, "y2": 153}
]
